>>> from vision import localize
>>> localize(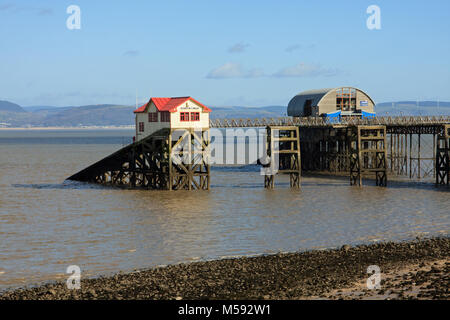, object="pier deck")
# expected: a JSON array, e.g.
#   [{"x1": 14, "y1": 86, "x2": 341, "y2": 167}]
[{"x1": 68, "y1": 116, "x2": 450, "y2": 189}]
